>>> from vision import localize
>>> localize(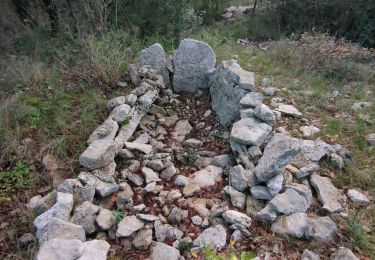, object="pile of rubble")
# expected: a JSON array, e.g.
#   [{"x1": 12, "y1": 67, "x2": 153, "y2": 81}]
[{"x1": 28, "y1": 39, "x2": 370, "y2": 260}]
